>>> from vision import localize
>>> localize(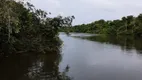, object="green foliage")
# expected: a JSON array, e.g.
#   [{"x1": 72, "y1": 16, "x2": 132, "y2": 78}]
[
  {"x1": 0, "y1": 0, "x2": 74, "y2": 54},
  {"x1": 61, "y1": 14, "x2": 142, "y2": 36}
]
